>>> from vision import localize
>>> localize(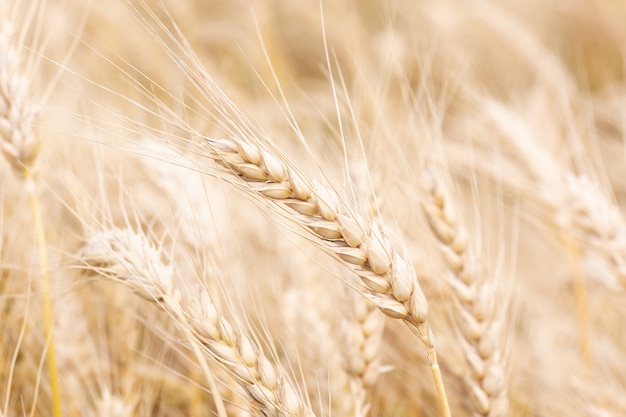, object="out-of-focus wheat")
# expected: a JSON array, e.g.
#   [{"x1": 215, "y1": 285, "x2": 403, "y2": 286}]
[
  {"x1": 0, "y1": 16, "x2": 62, "y2": 417},
  {"x1": 340, "y1": 290, "x2": 385, "y2": 417},
  {"x1": 422, "y1": 168, "x2": 509, "y2": 417},
  {"x1": 2, "y1": 1, "x2": 626, "y2": 416}
]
